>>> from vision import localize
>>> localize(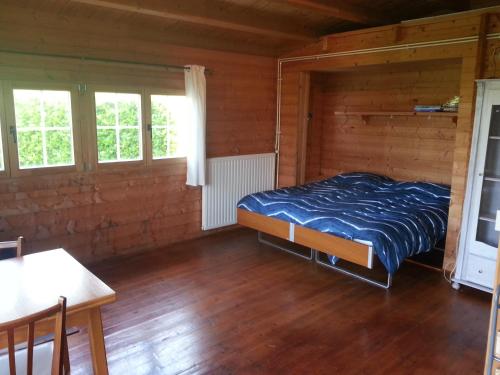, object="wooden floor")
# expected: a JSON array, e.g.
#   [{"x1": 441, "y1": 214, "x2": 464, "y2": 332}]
[{"x1": 69, "y1": 228, "x2": 491, "y2": 375}]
